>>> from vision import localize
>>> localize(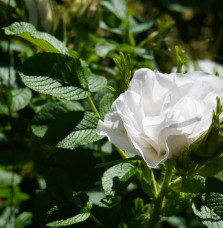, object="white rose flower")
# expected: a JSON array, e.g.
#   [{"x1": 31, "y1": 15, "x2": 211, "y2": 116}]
[{"x1": 97, "y1": 69, "x2": 223, "y2": 167}]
